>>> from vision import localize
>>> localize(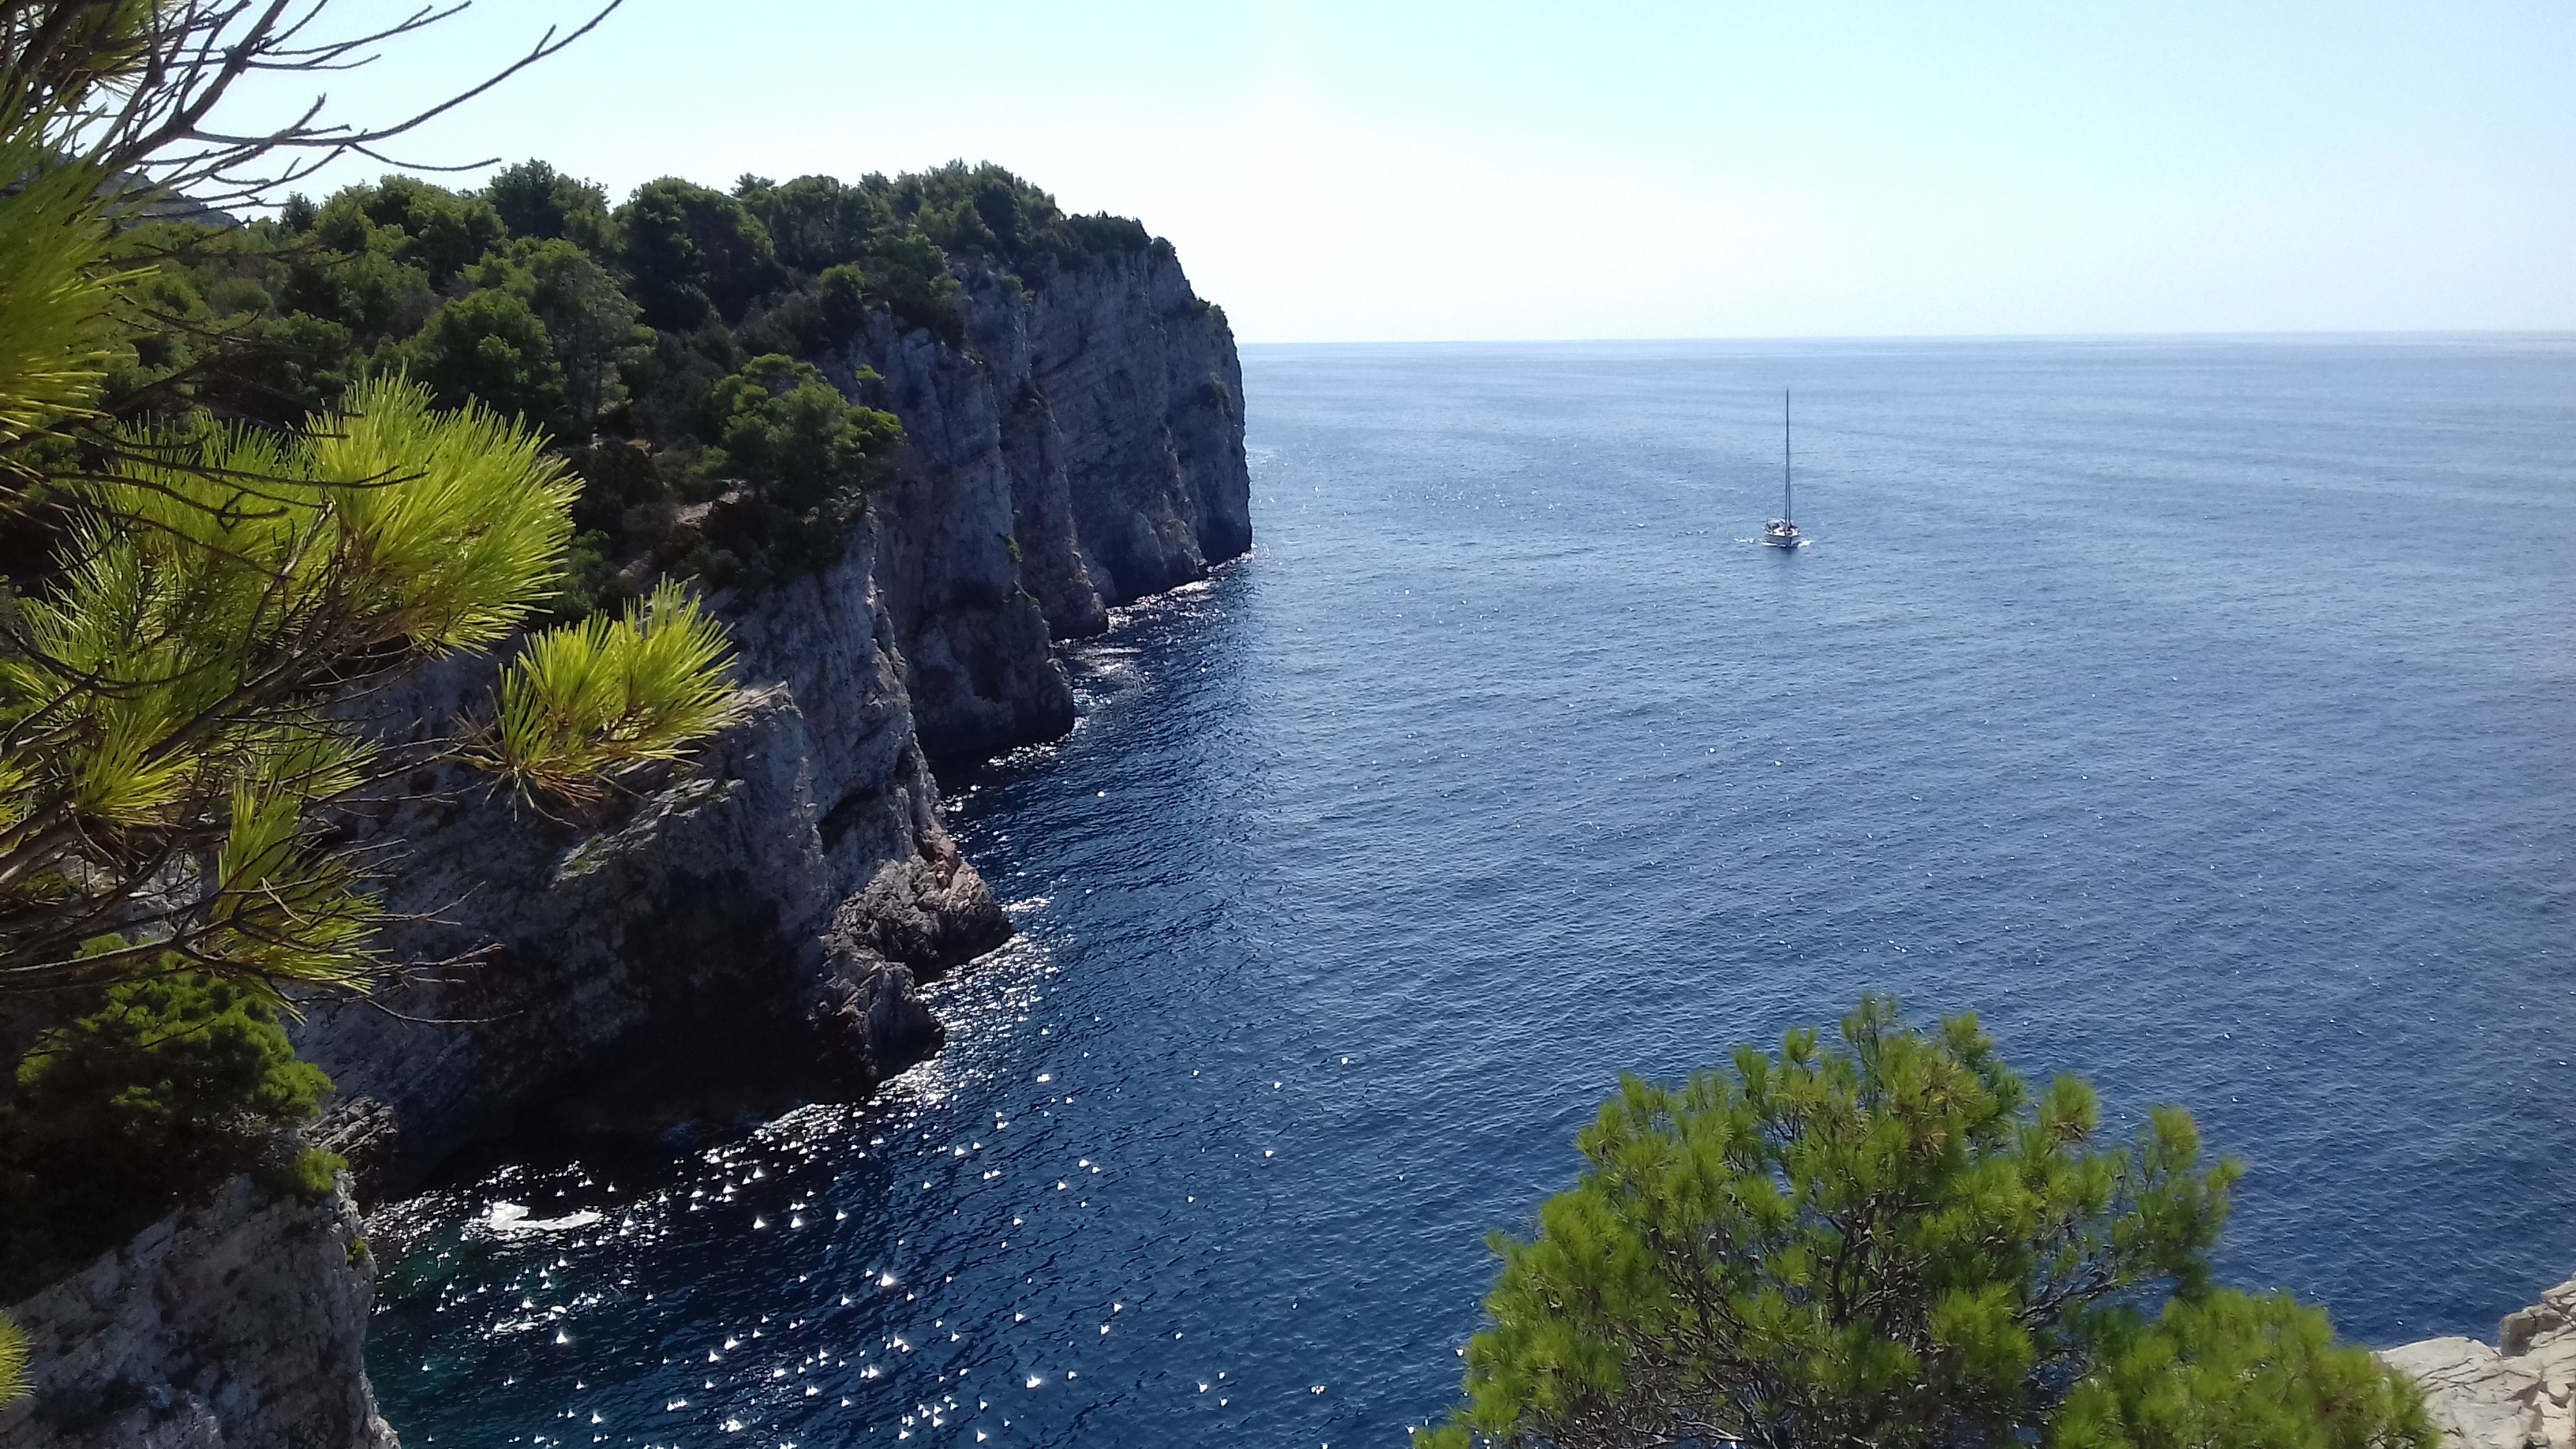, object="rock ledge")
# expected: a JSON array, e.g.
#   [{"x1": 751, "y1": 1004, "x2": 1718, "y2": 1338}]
[{"x1": 2383, "y1": 1275, "x2": 2576, "y2": 1449}]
